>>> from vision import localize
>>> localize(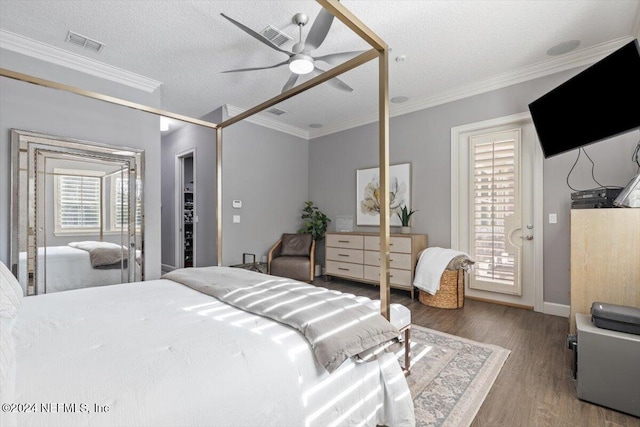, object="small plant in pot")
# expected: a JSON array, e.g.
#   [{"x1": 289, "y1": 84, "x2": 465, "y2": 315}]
[
  {"x1": 299, "y1": 201, "x2": 331, "y2": 276},
  {"x1": 397, "y1": 205, "x2": 417, "y2": 234}
]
